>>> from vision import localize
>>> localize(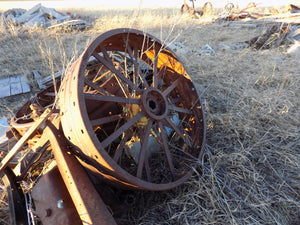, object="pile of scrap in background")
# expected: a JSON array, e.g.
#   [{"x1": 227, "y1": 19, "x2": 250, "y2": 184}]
[
  {"x1": 1, "y1": 3, "x2": 91, "y2": 30},
  {"x1": 217, "y1": 3, "x2": 300, "y2": 22}
]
